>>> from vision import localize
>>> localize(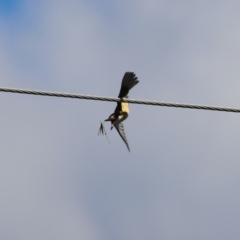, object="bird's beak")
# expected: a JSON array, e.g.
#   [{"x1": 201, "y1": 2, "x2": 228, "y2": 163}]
[{"x1": 105, "y1": 118, "x2": 110, "y2": 121}]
